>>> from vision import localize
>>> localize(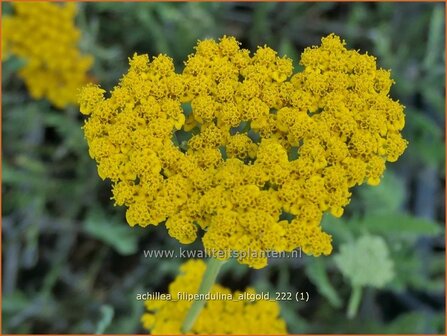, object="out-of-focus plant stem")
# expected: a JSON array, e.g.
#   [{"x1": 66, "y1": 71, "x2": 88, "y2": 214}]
[
  {"x1": 347, "y1": 285, "x2": 362, "y2": 319},
  {"x1": 181, "y1": 257, "x2": 227, "y2": 333}
]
